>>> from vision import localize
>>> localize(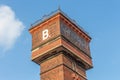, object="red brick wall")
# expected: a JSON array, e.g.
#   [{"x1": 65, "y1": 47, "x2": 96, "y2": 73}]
[
  {"x1": 29, "y1": 13, "x2": 92, "y2": 80},
  {"x1": 40, "y1": 53, "x2": 87, "y2": 80},
  {"x1": 31, "y1": 15, "x2": 60, "y2": 49}
]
